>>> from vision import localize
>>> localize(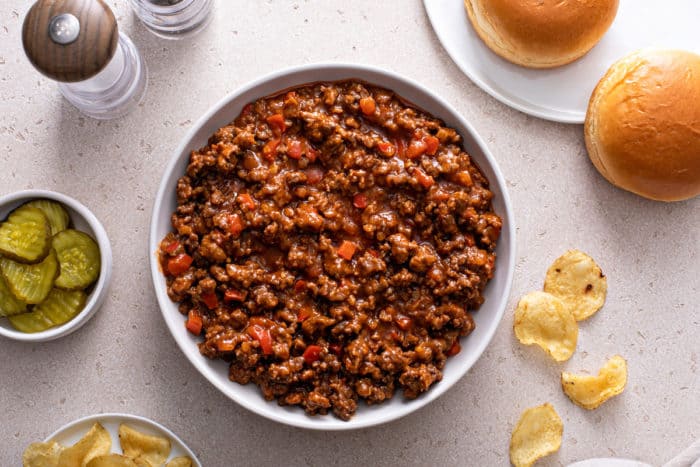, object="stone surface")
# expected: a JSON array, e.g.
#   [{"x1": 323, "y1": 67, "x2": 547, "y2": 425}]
[{"x1": 0, "y1": 1, "x2": 698, "y2": 466}]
